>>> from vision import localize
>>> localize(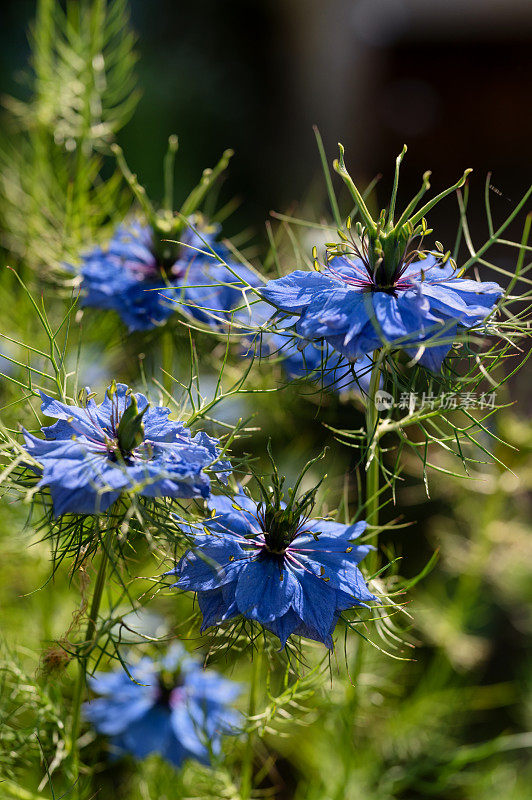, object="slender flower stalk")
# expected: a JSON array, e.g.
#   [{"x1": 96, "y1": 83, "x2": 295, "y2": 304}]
[
  {"x1": 343, "y1": 354, "x2": 383, "y2": 735},
  {"x1": 365, "y1": 353, "x2": 381, "y2": 573},
  {"x1": 240, "y1": 641, "x2": 263, "y2": 800},
  {"x1": 69, "y1": 526, "x2": 113, "y2": 793}
]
